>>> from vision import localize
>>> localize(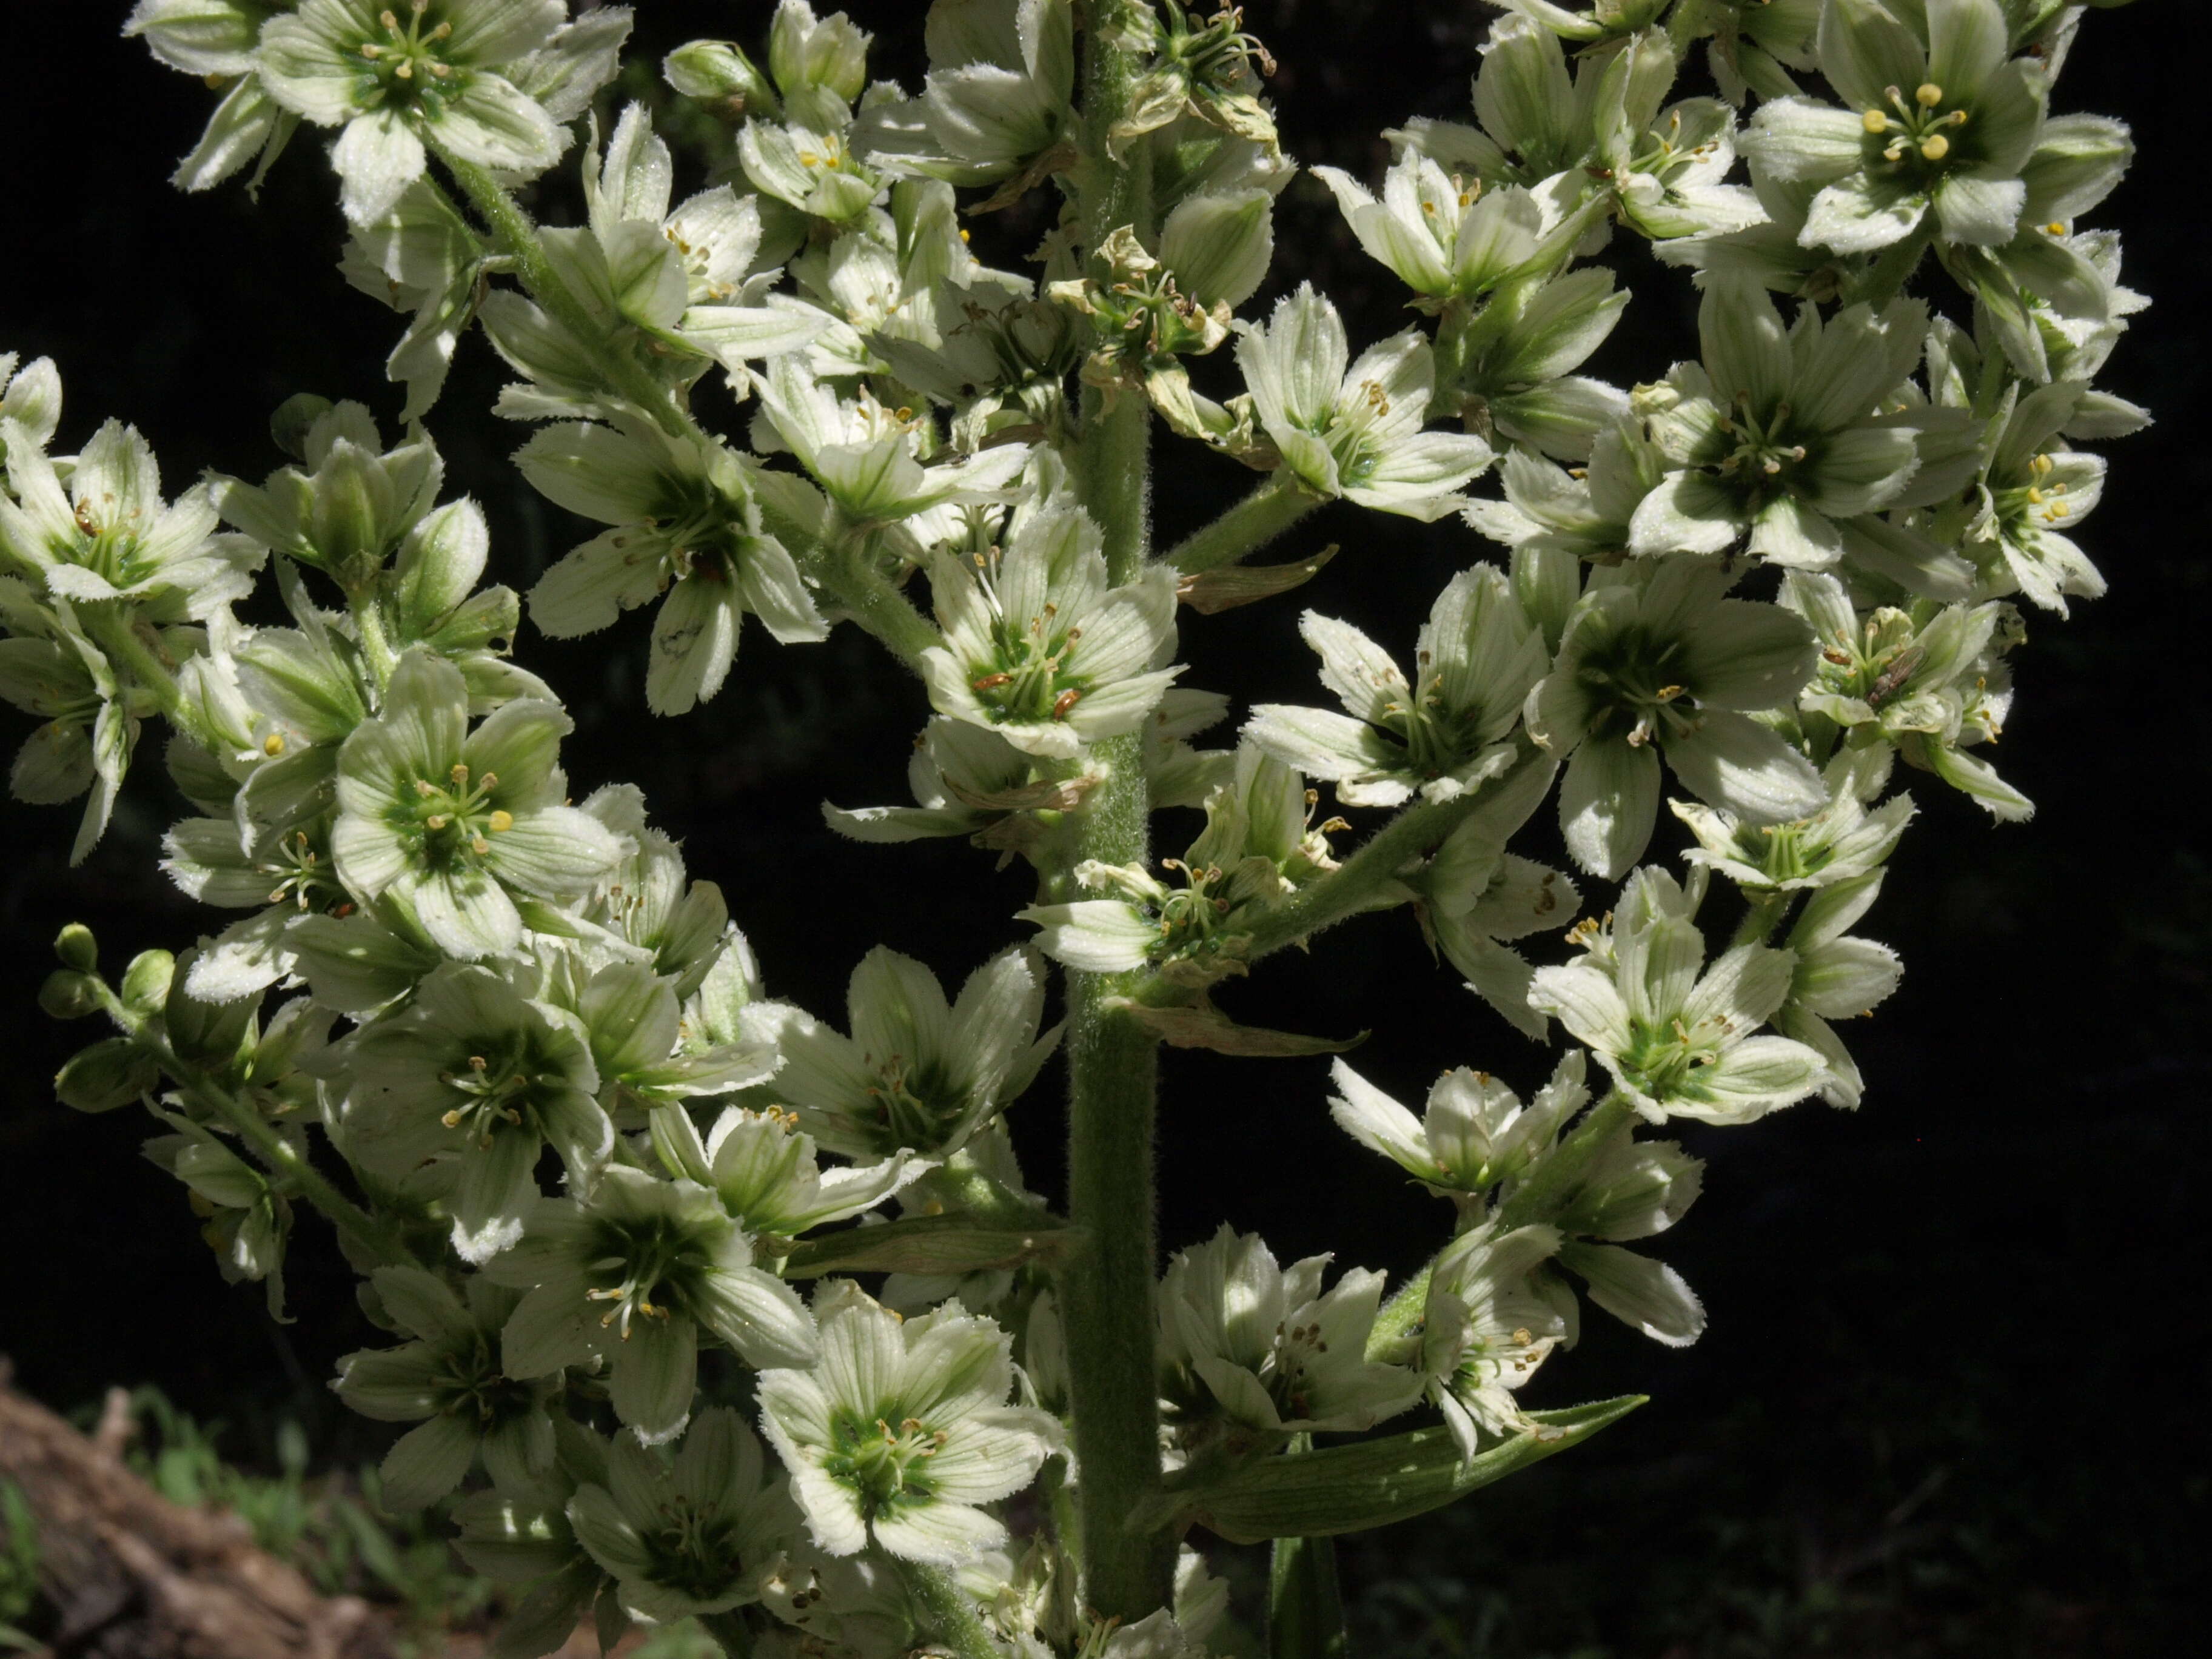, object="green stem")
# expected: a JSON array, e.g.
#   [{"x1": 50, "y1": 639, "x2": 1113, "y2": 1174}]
[
  {"x1": 350, "y1": 590, "x2": 400, "y2": 691},
  {"x1": 1493, "y1": 1092, "x2": 1635, "y2": 1232},
  {"x1": 1059, "y1": 734, "x2": 1177, "y2": 1620},
  {"x1": 1165, "y1": 479, "x2": 1321, "y2": 575},
  {"x1": 896, "y1": 1560, "x2": 1006, "y2": 1659},
  {"x1": 1845, "y1": 222, "x2": 1934, "y2": 309},
  {"x1": 126, "y1": 1008, "x2": 415, "y2": 1270},
  {"x1": 1213, "y1": 744, "x2": 1546, "y2": 971},
  {"x1": 1364, "y1": 1262, "x2": 1433, "y2": 1364},
  {"x1": 427, "y1": 144, "x2": 688, "y2": 440},
  {"x1": 822, "y1": 532, "x2": 940, "y2": 671},
  {"x1": 1269, "y1": 1532, "x2": 1349, "y2": 1659},
  {"x1": 1054, "y1": 3, "x2": 1176, "y2": 1625},
  {"x1": 1732, "y1": 891, "x2": 1793, "y2": 947},
  {"x1": 84, "y1": 613, "x2": 215, "y2": 748}
]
